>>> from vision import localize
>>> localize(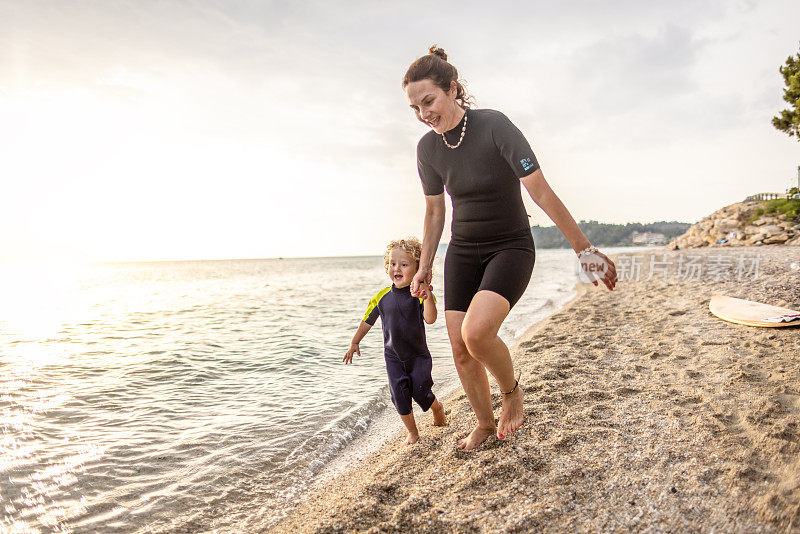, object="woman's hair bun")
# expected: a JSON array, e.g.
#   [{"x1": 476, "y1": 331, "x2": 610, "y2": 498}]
[
  {"x1": 403, "y1": 45, "x2": 473, "y2": 108},
  {"x1": 428, "y1": 45, "x2": 447, "y2": 61}
]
